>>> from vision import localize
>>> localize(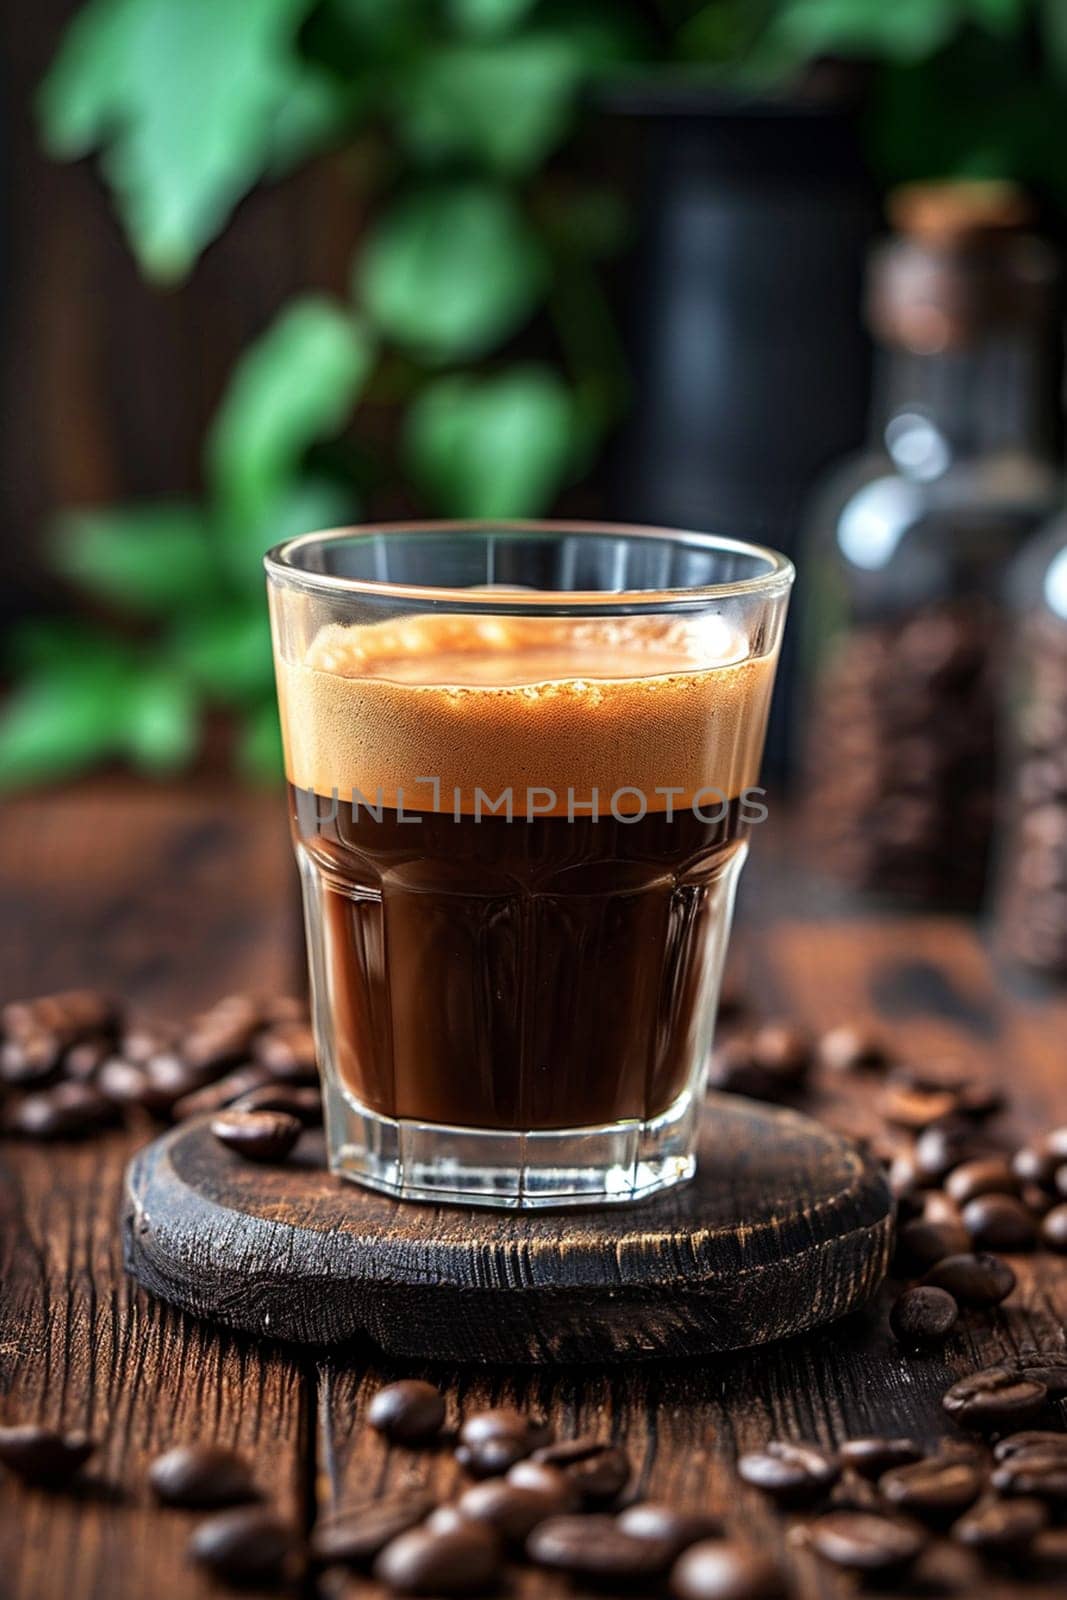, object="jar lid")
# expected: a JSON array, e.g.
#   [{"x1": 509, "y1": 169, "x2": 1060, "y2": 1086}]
[{"x1": 868, "y1": 181, "x2": 1058, "y2": 352}]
